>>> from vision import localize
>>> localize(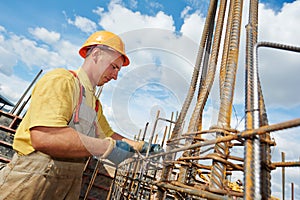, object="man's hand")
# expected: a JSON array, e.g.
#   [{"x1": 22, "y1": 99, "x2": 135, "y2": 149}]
[
  {"x1": 122, "y1": 138, "x2": 164, "y2": 154},
  {"x1": 138, "y1": 141, "x2": 164, "y2": 154},
  {"x1": 101, "y1": 138, "x2": 134, "y2": 165}
]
